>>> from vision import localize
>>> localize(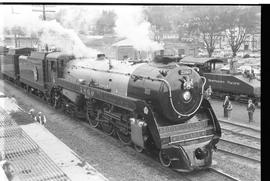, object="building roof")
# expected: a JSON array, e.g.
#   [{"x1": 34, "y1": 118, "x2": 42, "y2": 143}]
[
  {"x1": 180, "y1": 56, "x2": 224, "y2": 65},
  {"x1": 112, "y1": 39, "x2": 134, "y2": 47},
  {"x1": 46, "y1": 52, "x2": 74, "y2": 60}
]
